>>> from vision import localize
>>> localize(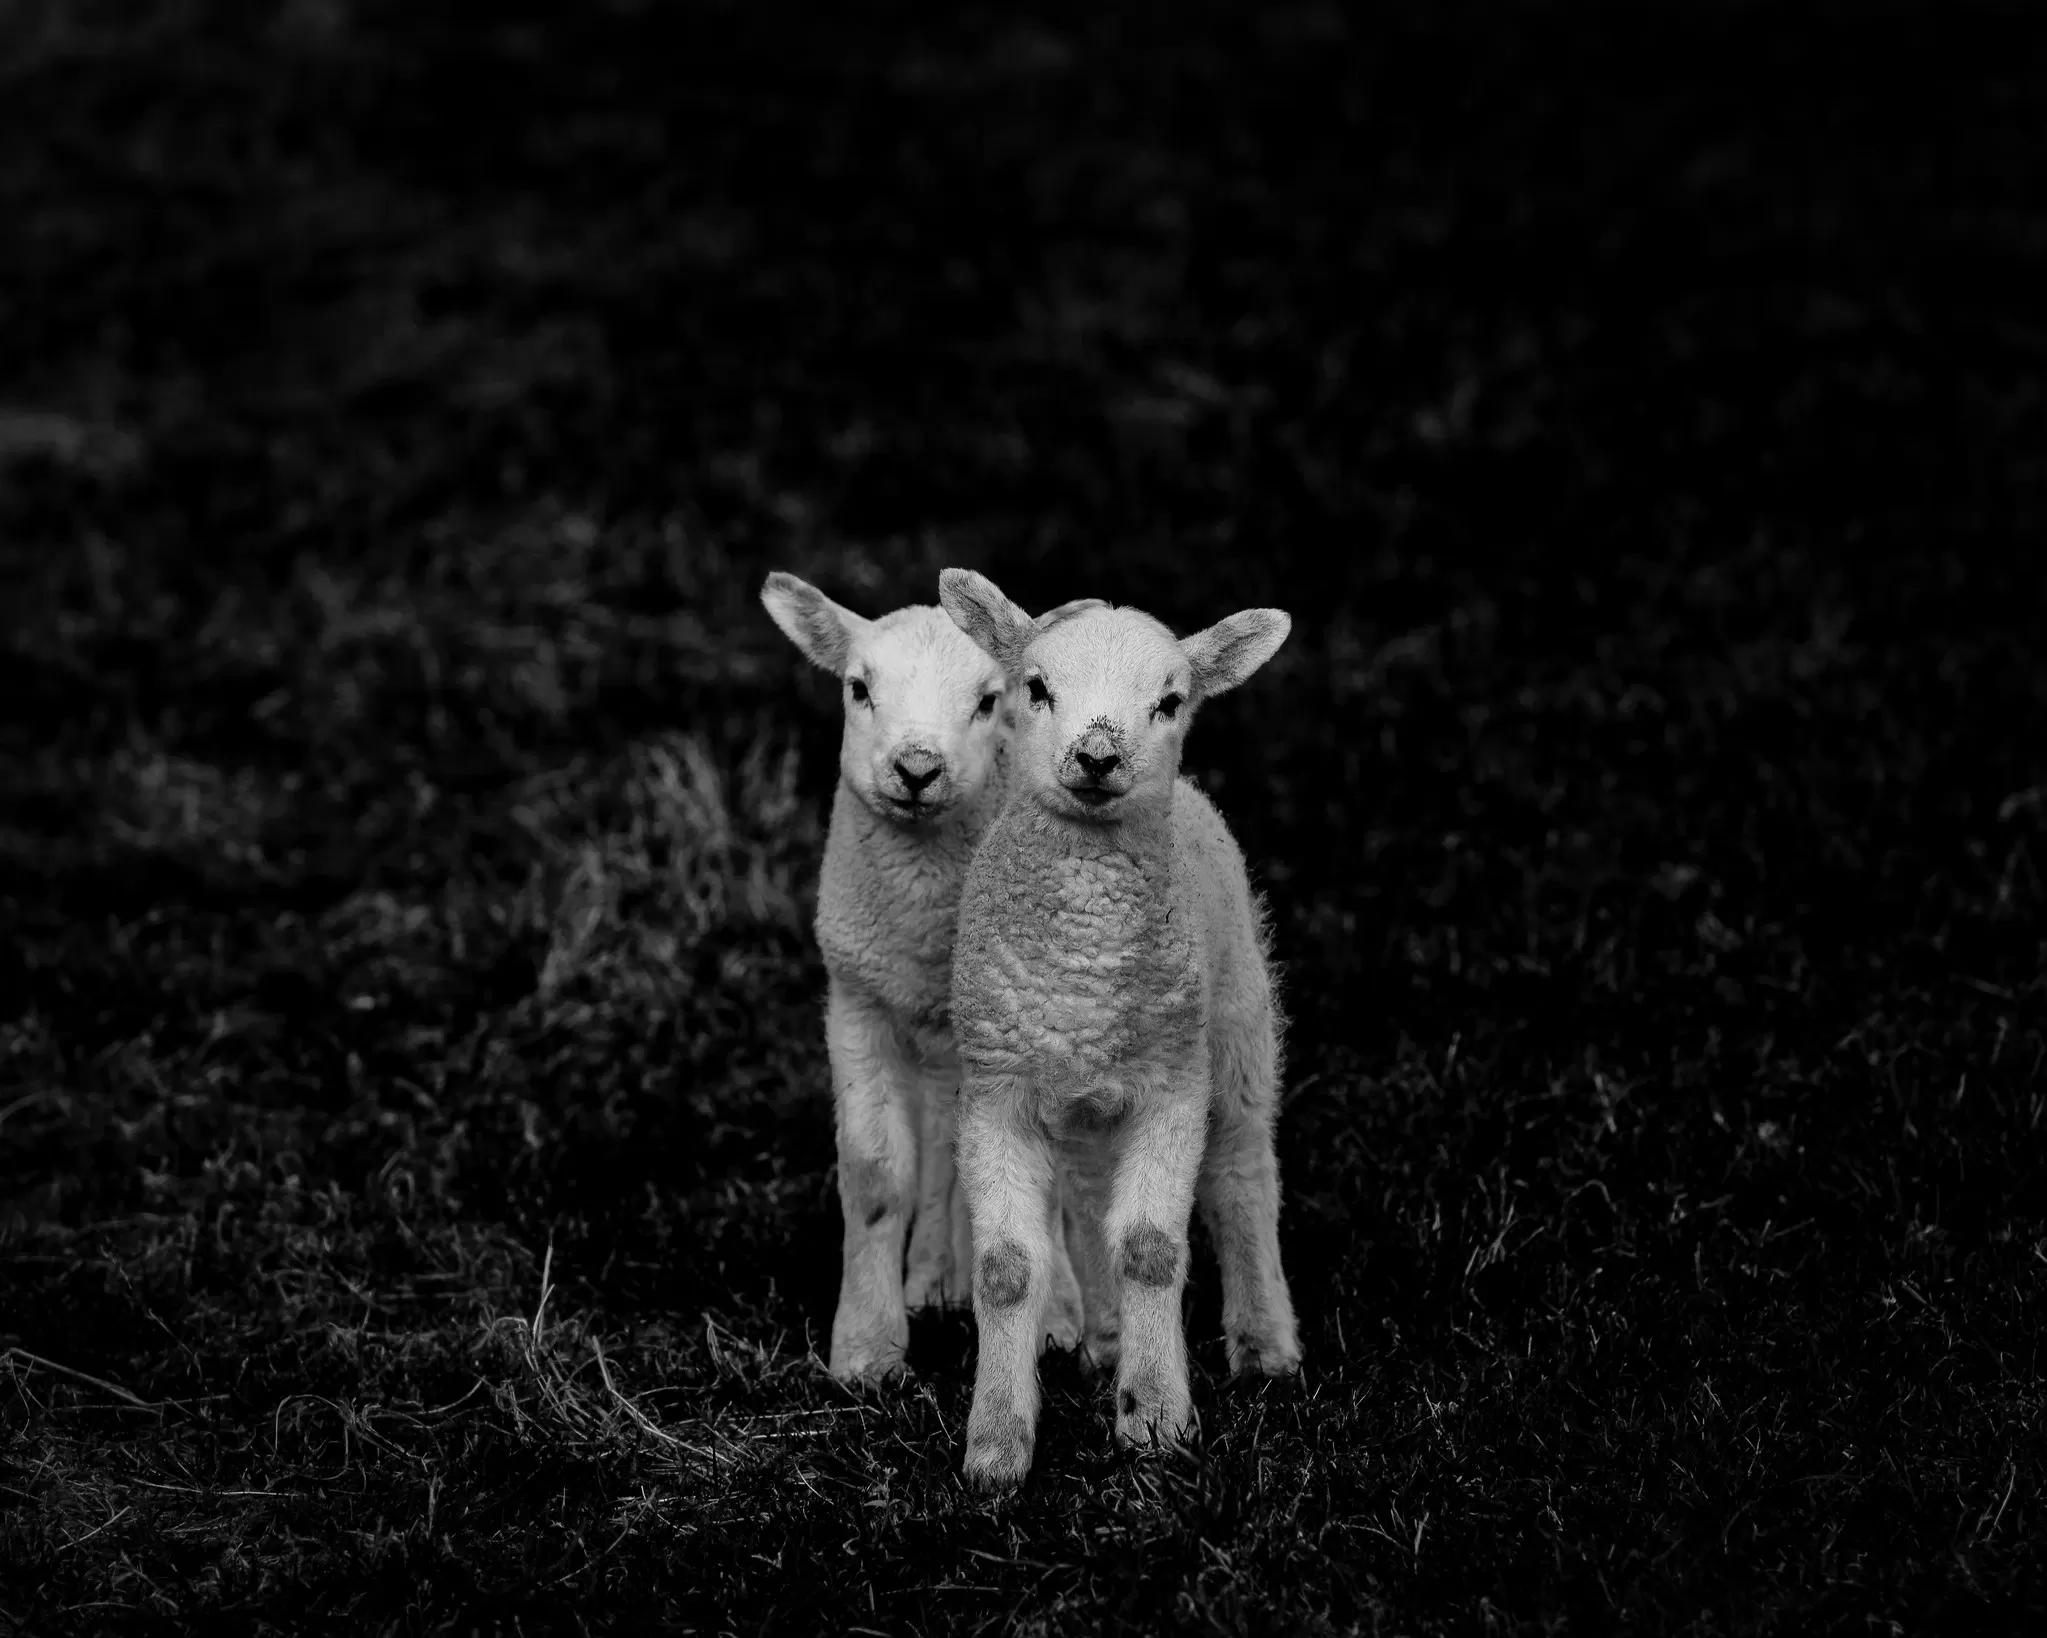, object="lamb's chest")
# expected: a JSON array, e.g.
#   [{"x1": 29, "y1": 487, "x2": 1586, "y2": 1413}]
[
  {"x1": 1001, "y1": 855, "x2": 1201, "y2": 1064},
  {"x1": 817, "y1": 831, "x2": 962, "y2": 1019}
]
